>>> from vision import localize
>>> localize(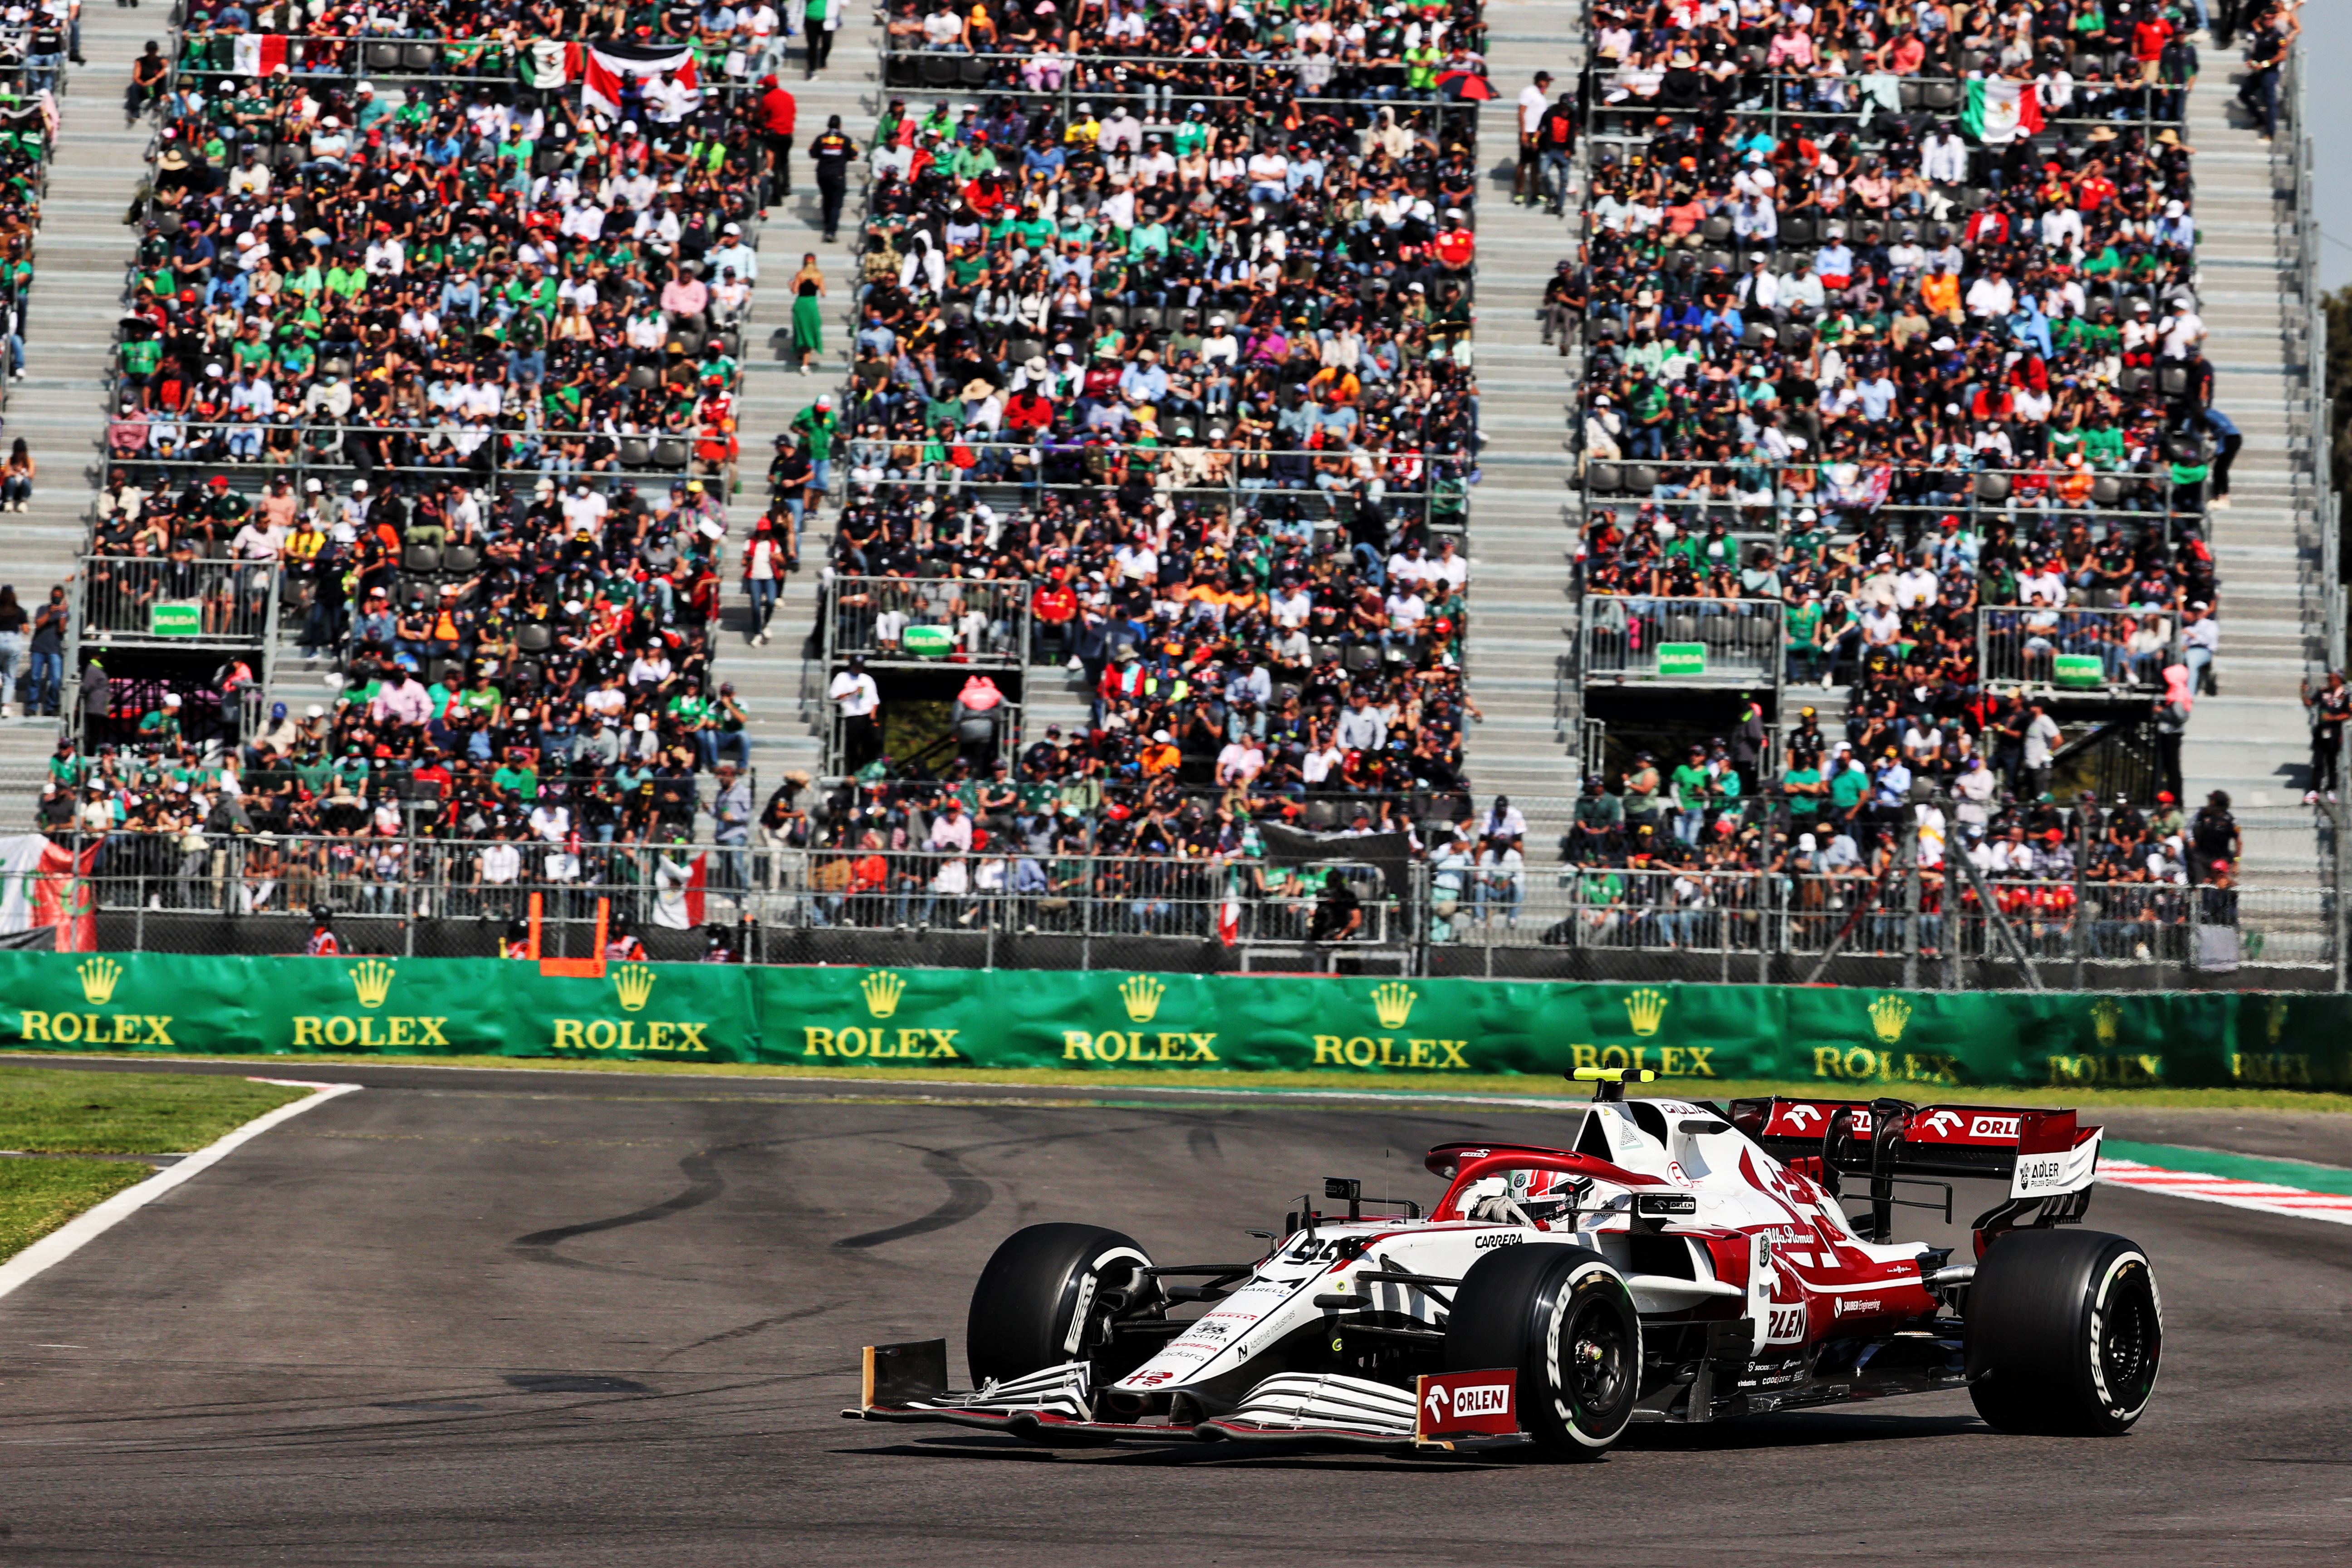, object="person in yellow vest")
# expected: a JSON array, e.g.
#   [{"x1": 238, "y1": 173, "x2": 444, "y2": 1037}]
[{"x1": 500, "y1": 918, "x2": 533, "y2": 959}]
